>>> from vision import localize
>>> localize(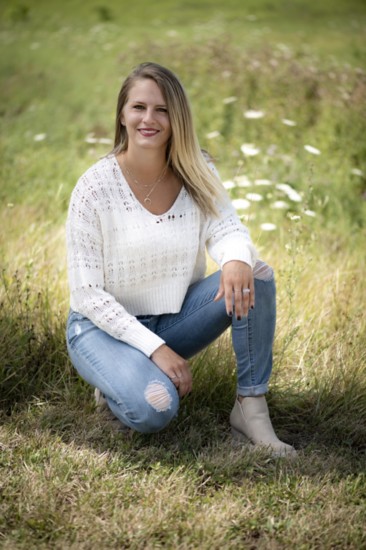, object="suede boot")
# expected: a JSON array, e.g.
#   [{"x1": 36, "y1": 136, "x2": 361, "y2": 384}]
[{"x1": 230, "y1": 396, "x2": 296, "y2": 457}]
